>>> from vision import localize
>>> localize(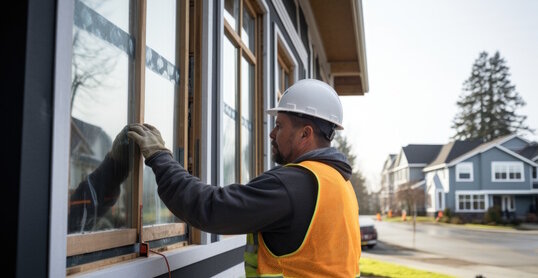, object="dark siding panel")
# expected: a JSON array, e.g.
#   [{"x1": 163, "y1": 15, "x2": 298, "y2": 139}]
[
  {"x1": 14, "y1": 0, "x2": 56, "y2": 277},
  {"x1": 269, "y1": 1, "x2": 304, "y2": 82},
  {"x1": 2, "y1": 1, "x2": 29, "y2": 276},
  {"x1": 282, "y1": 0, "x2": 297, "y2": 30}
]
